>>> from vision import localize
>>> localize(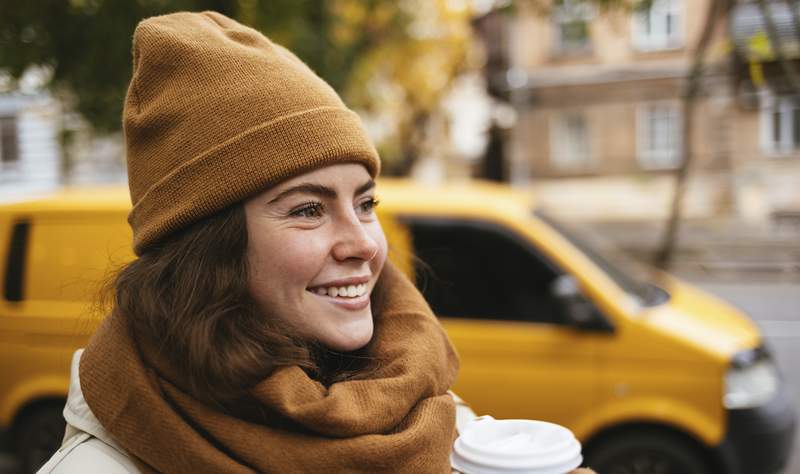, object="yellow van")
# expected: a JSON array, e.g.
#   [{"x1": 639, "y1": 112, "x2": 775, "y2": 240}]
[{"x1": 0, "y1": 181, "x2": 795, "y2": 474}]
